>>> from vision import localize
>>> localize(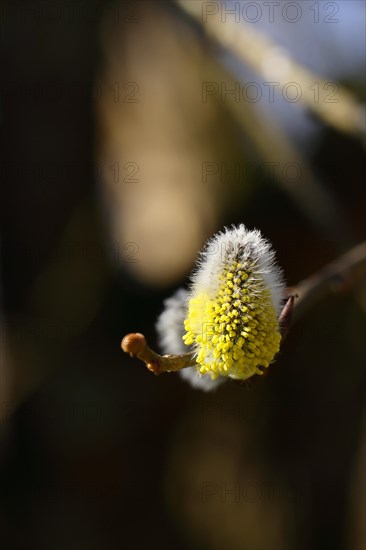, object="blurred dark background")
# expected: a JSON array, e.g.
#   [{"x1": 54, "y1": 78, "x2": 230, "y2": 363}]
[{"x1": 0, "y1": 1, "x2": 365, "y2": 549}]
